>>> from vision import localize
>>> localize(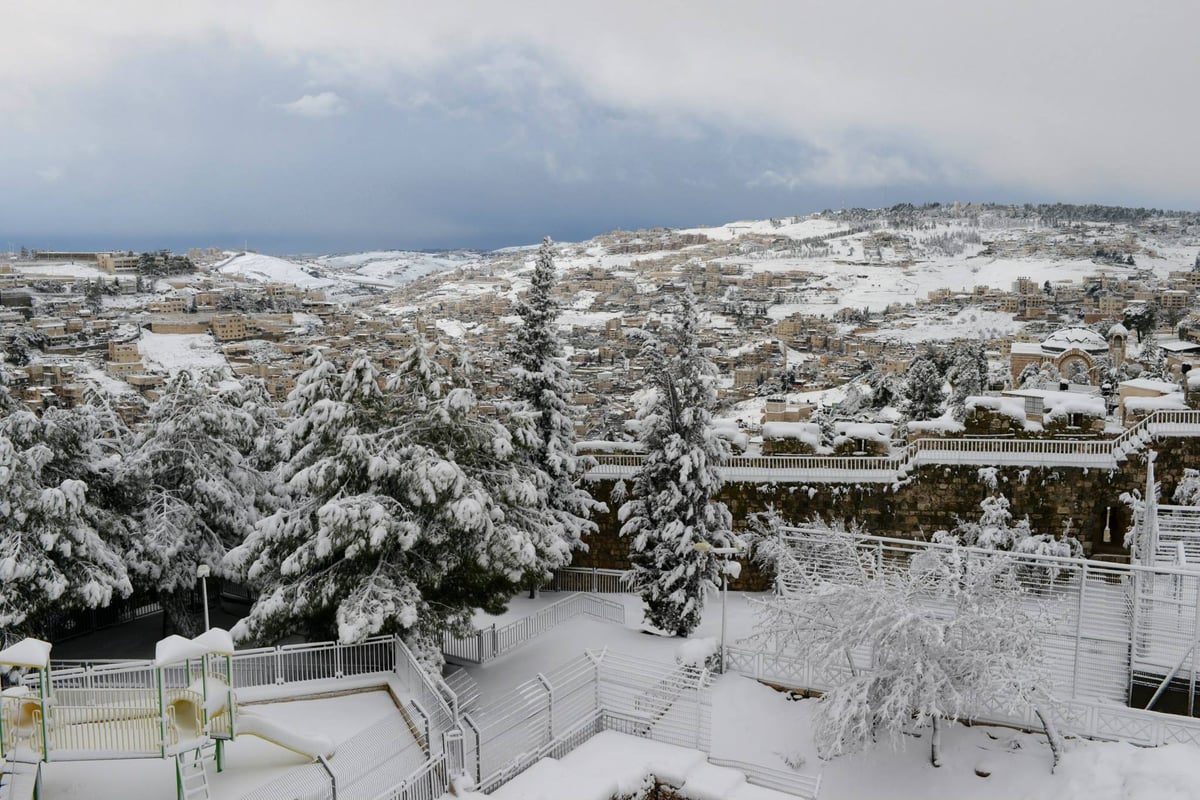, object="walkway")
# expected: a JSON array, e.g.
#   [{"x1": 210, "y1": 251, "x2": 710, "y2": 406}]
[{"x1": 587, "y1": 408, "x2": 1200, "y2": 483}]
